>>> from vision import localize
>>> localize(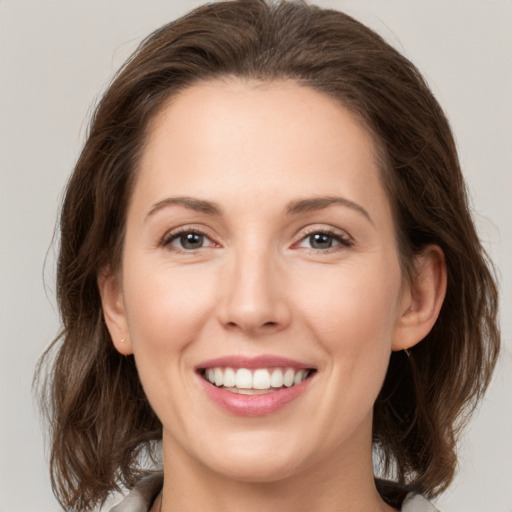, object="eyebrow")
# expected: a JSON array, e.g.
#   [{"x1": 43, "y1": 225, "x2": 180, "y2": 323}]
[
  {"x1": 146, "y1": 195, "x2": 373, "y2": 225},
  {"x1": 286, "y1": 196, "x2": 373, "y2": 225},
  {"x1": 146, "y1": 196, "x2": 222, "y2": 220}
]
